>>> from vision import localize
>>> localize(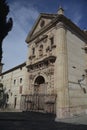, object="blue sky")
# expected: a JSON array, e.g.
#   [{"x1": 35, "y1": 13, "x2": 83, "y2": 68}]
[{"x1": 2, "y1": 0, "x2": 87, "y2": 72}]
